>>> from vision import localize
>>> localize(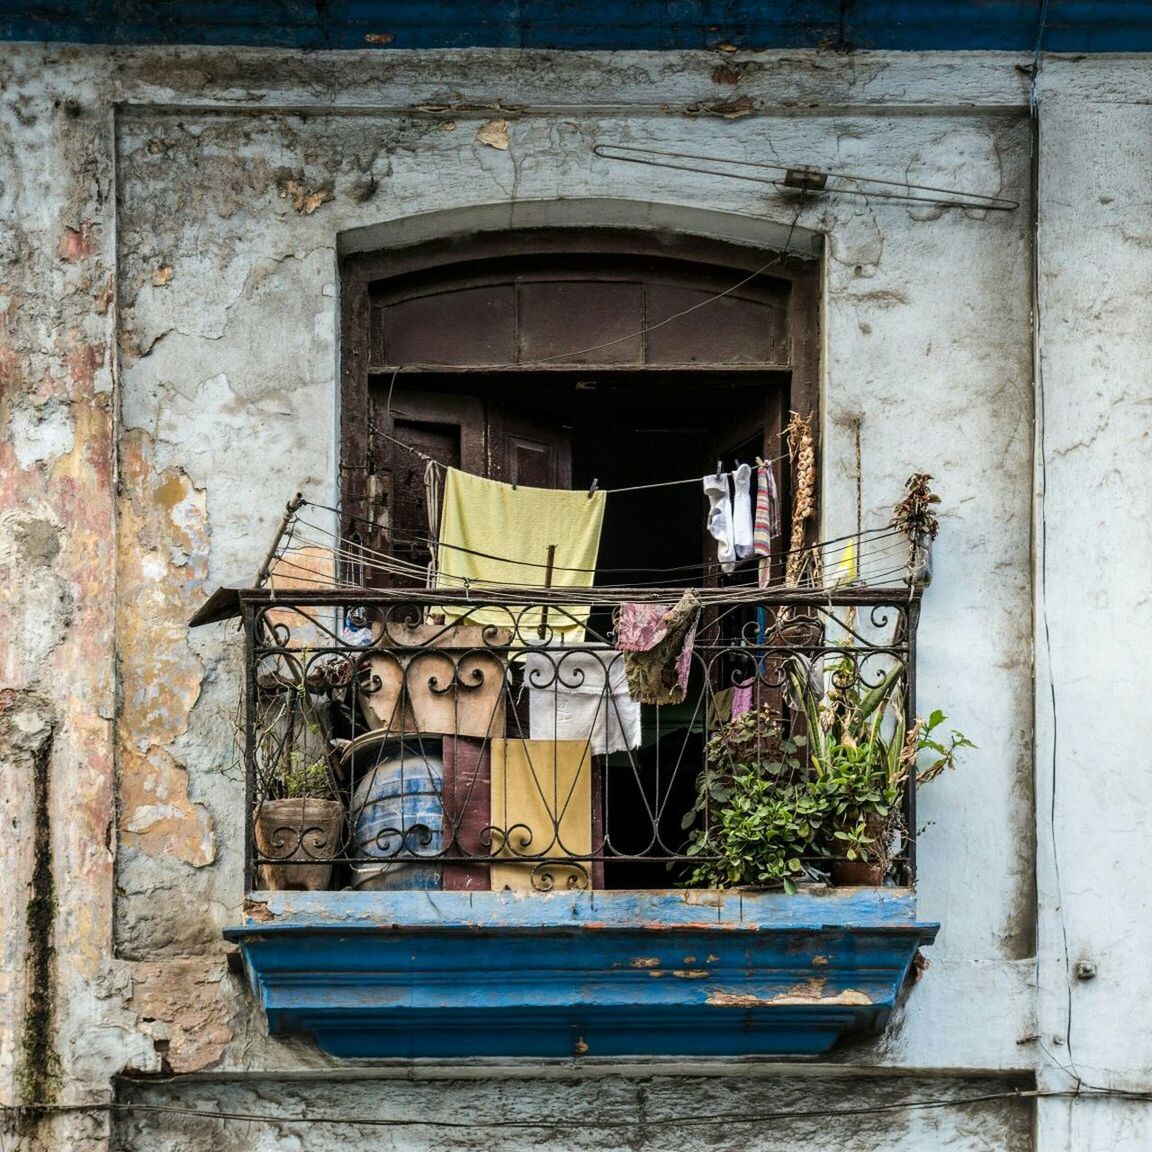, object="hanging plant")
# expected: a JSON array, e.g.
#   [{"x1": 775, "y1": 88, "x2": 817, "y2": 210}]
[
  {"x1": 784, "y1": 410, "x2": 821, "y2": 587},
  {"x1": 892, "y1": 472, "x2": 940, "y2": 541}
]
